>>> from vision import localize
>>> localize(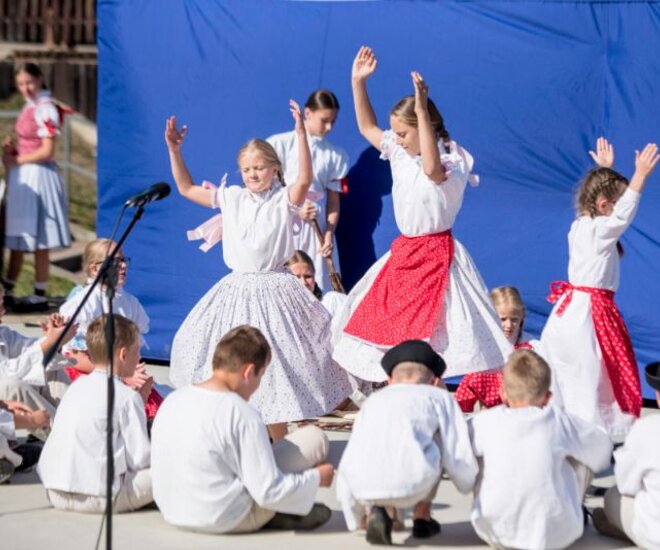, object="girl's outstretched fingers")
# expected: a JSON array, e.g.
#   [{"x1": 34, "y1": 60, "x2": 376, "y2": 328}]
[
  {"x1": 352, "y1": 45, "x2": 377, "y2": 80},
  {"x1": 290, "y1": 99, "x2": 304, "y2": 132},
  {"x1": 635, "y1": 143, "x2": 659, "y2": 175},
  {"x1": 589, "y1": 136, "x2": 614, "y2": 168},
  {"x1": 411, "y1": 71, "x2": 429, "y2": 112},
  {"x1": 165, "y1": 116, "x2": 187, "y2": 149}
]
